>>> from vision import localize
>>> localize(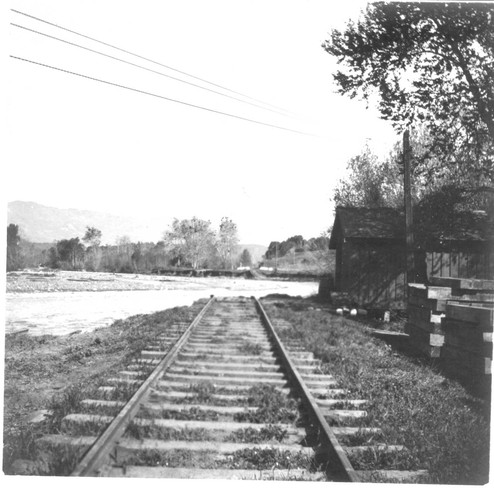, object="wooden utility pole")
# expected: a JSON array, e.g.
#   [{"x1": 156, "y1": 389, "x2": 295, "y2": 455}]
[{"x1": 403, "y1": 129, "x2": 415, "y2": 288}]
